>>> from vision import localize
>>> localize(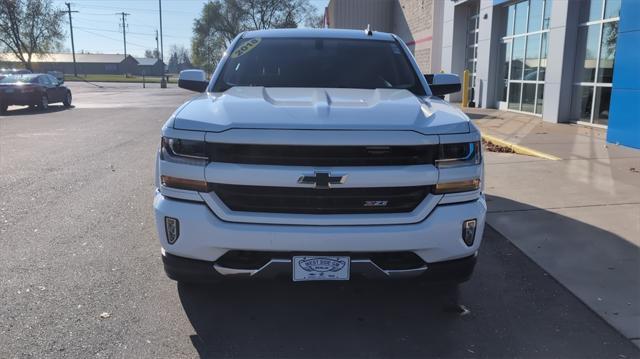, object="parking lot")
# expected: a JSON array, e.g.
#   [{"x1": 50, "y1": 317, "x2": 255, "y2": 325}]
[{"x1": 1, "y1": 82, "x2": 638, "y2": 358}]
